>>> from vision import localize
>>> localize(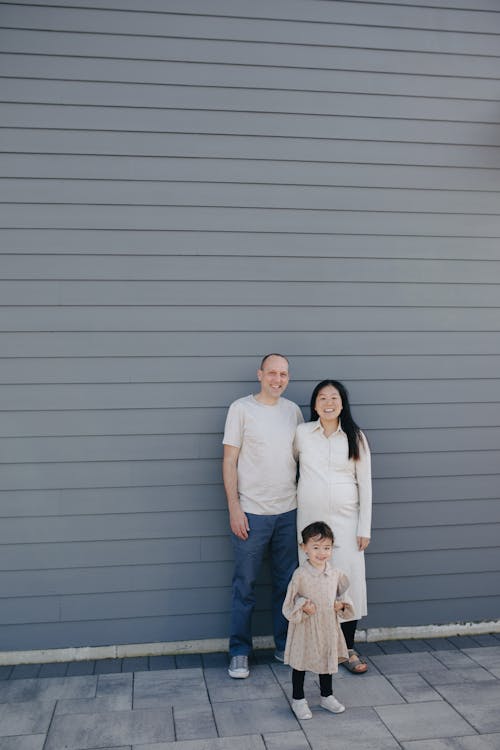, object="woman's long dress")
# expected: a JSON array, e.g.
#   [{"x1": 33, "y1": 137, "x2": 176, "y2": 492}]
[{"x1": 295, "y1": 420, "x2": 372, "y2": 620}]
